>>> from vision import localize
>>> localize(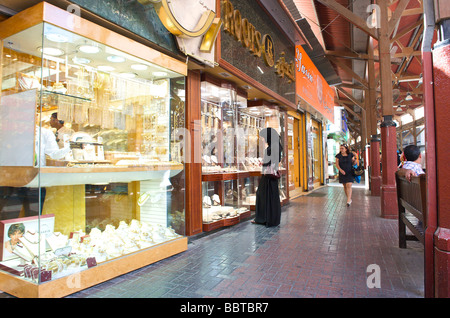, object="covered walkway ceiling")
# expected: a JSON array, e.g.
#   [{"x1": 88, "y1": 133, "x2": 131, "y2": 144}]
[{"x1": 283, "y1": 0, "x2": 425, "y2": 142}]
